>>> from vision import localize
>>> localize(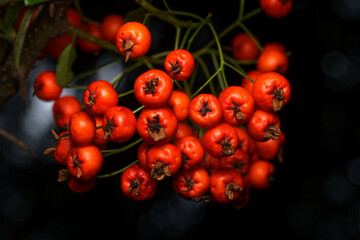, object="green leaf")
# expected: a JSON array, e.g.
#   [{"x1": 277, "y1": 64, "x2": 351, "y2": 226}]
[
  {"x1": 124, "y1": 7, "x2": 147, "y2": 23},
  {"x1": 56, "y1": 42, "x2": 77, "y2": 87},
  {"x1": 24, "y1": 0, "x2": 49, "y2": 6},
  {"x1": 14, "y1": 6, "x2": 34, "y2": 70}
]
